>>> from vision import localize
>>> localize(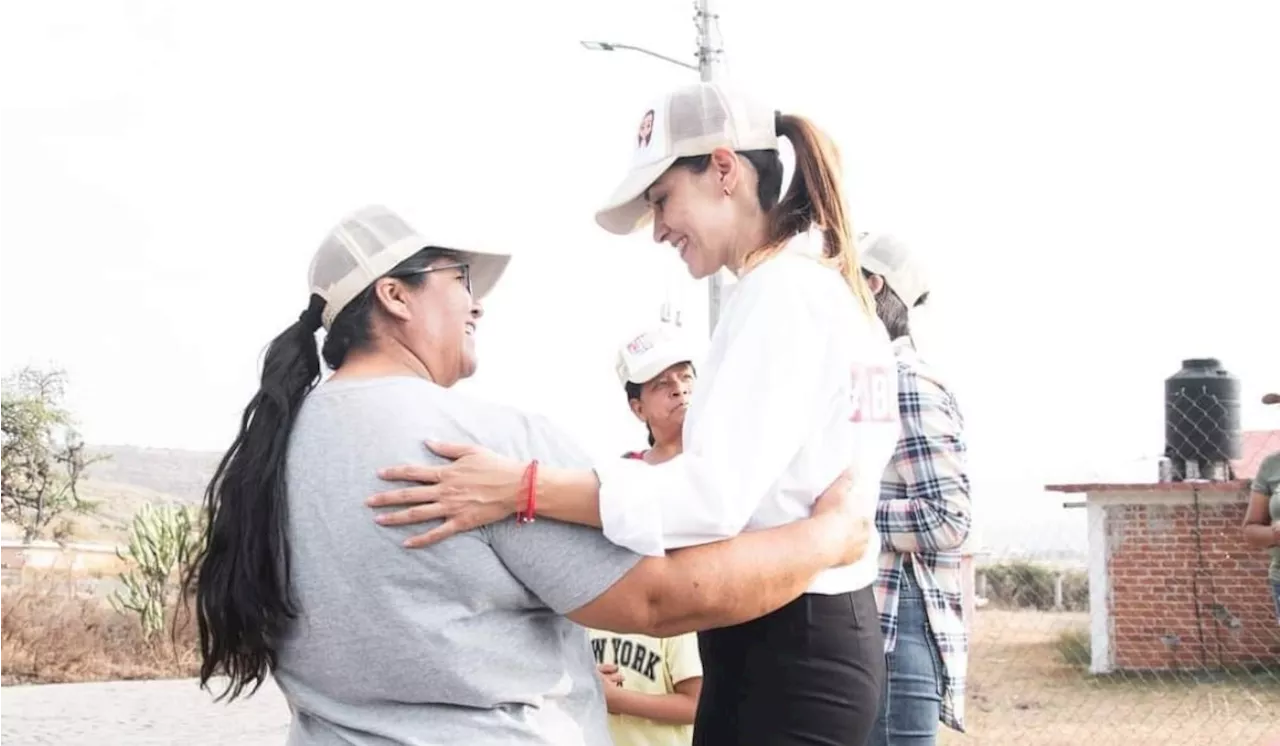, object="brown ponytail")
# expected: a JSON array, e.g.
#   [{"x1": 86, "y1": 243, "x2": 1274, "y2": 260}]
[{"x1": 741, "y1": 114, "x2": 875, "y2": 317}]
